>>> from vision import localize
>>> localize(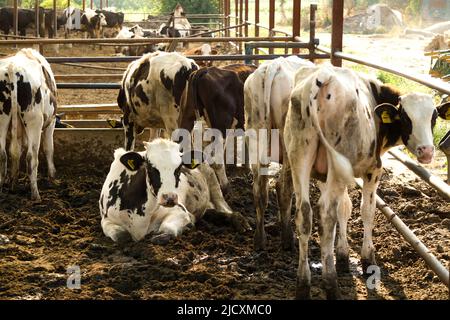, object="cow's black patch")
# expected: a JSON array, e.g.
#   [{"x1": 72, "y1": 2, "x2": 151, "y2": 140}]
[
  {"x1": 326, "y1": 93, "x2": 331, "y2": 100},
  {"x1": 135, "y1": 84, "x2": 149, "y2": 105},
  {"x1": 316, "y1": 79, "x2": 322, "y2": 87},
  {"x1": 125, "y1": 122, "x2": 135, "y2": 151},
  {"x1": 118, "y1": 170, "x2": 147, "y2": 216},
  {"x1": 172, "y1": 65, "x2": 194, "y2": 106},
  {"x1": 0, "y1": 79, "x2": 11, "y2": 115},
  {"x1": 147, "y1": 162, "x2": 162, "y2": 196},
  {"x1": 35, "y1": 87, "x2": 42, "y2": 104},
  {"x1": 335, "y1": 136, "x2": 341, "y2": 146},
  {"x1": 133, "y1": 60, "x2": 150, "y2": 88},
  {"x1": 370, "y1": 82, "x2": 400, "y2": 106},
  {"x1": 160, "y1": 70, "x2": 173, "y2": 91},
  {"x1": 306, "y1": 105, "x2": 310, "y2": 117},
  {"x1": 399, "y1": 107, "x2": 412, "y2": 146},
  {"x1": 17, "y1": 74, "x2": 32, "y2": 112},
  {"x1": 42, "y1": 66, "x2": 56, "y2": 95},
  {"x1": 366, "y1": 173, "x2": 372, "y2": 182},
  {"x1": 194, "y1": 194, "x2": 199, "y2": 201},
  {"x1": 174, "y1": 164, "x2": 182, "y2": 188}
]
